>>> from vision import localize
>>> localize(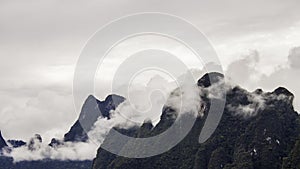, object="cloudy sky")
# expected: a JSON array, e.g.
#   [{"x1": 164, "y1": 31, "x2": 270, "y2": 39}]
[{"x1": 1, "y1": 0, "x2": 300, "y2": 142}]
